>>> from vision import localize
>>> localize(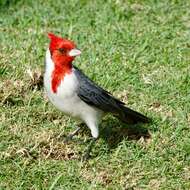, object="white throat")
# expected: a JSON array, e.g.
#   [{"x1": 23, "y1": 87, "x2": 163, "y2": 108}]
[{"x1": 45, "y1": 49, "x2": 55, "y2": 75}]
